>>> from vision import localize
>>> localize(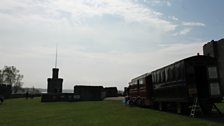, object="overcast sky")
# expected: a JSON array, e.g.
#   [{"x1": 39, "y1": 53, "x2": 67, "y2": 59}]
[{"x1": 0, "y1": 0, "x2": 224, "y2": 90}]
